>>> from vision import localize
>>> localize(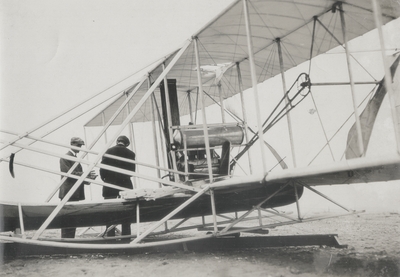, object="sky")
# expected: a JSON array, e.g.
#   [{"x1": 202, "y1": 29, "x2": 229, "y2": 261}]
[{"x1": 0, "y1": 0, "x2": 399, "y2": 213}]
